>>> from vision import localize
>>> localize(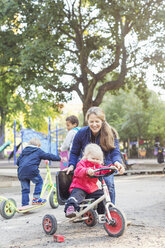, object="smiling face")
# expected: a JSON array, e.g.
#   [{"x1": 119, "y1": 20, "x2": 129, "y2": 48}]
[{"x1": 87, "y1": 113, "x2": 103, "y2": 136}]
